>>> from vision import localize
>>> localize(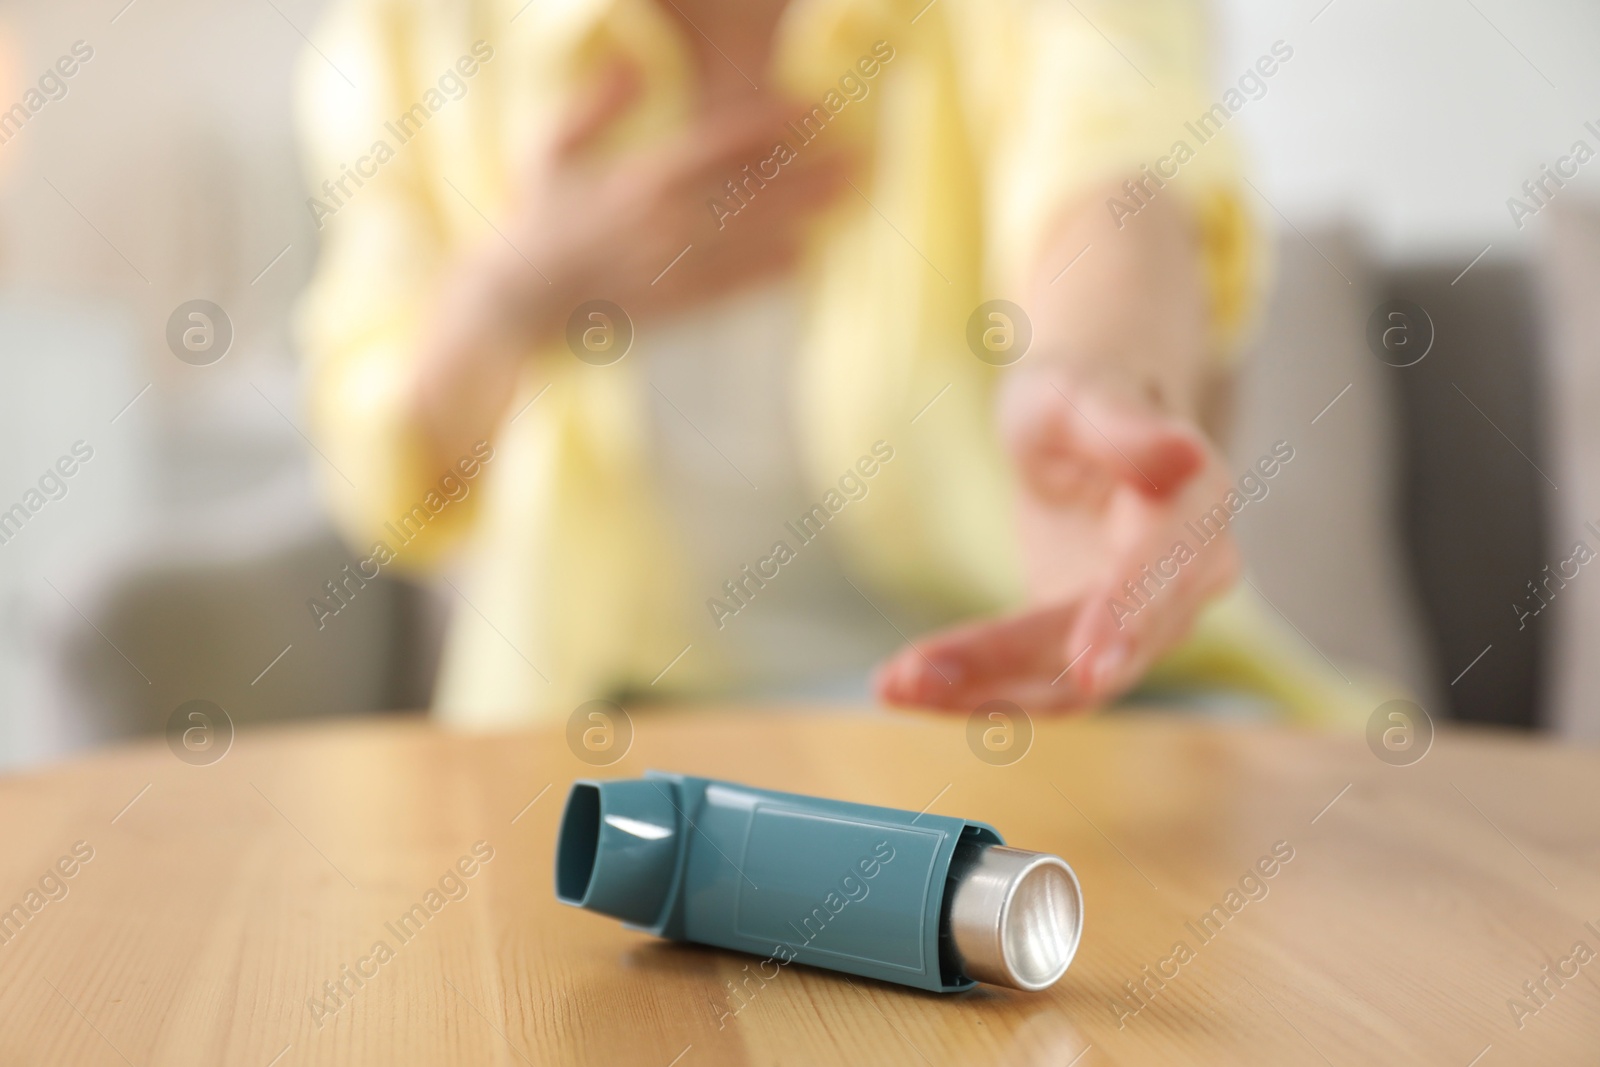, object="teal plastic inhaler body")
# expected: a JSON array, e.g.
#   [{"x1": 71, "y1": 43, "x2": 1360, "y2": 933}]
[{"x1": 555, "y1": 772, "x2": 1084, "y2": 992}]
